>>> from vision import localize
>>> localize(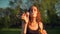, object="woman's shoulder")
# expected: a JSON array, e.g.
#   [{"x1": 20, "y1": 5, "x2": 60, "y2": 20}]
[{"x1": 38, "y1": 22, "x2": 43, "y2": 25}]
